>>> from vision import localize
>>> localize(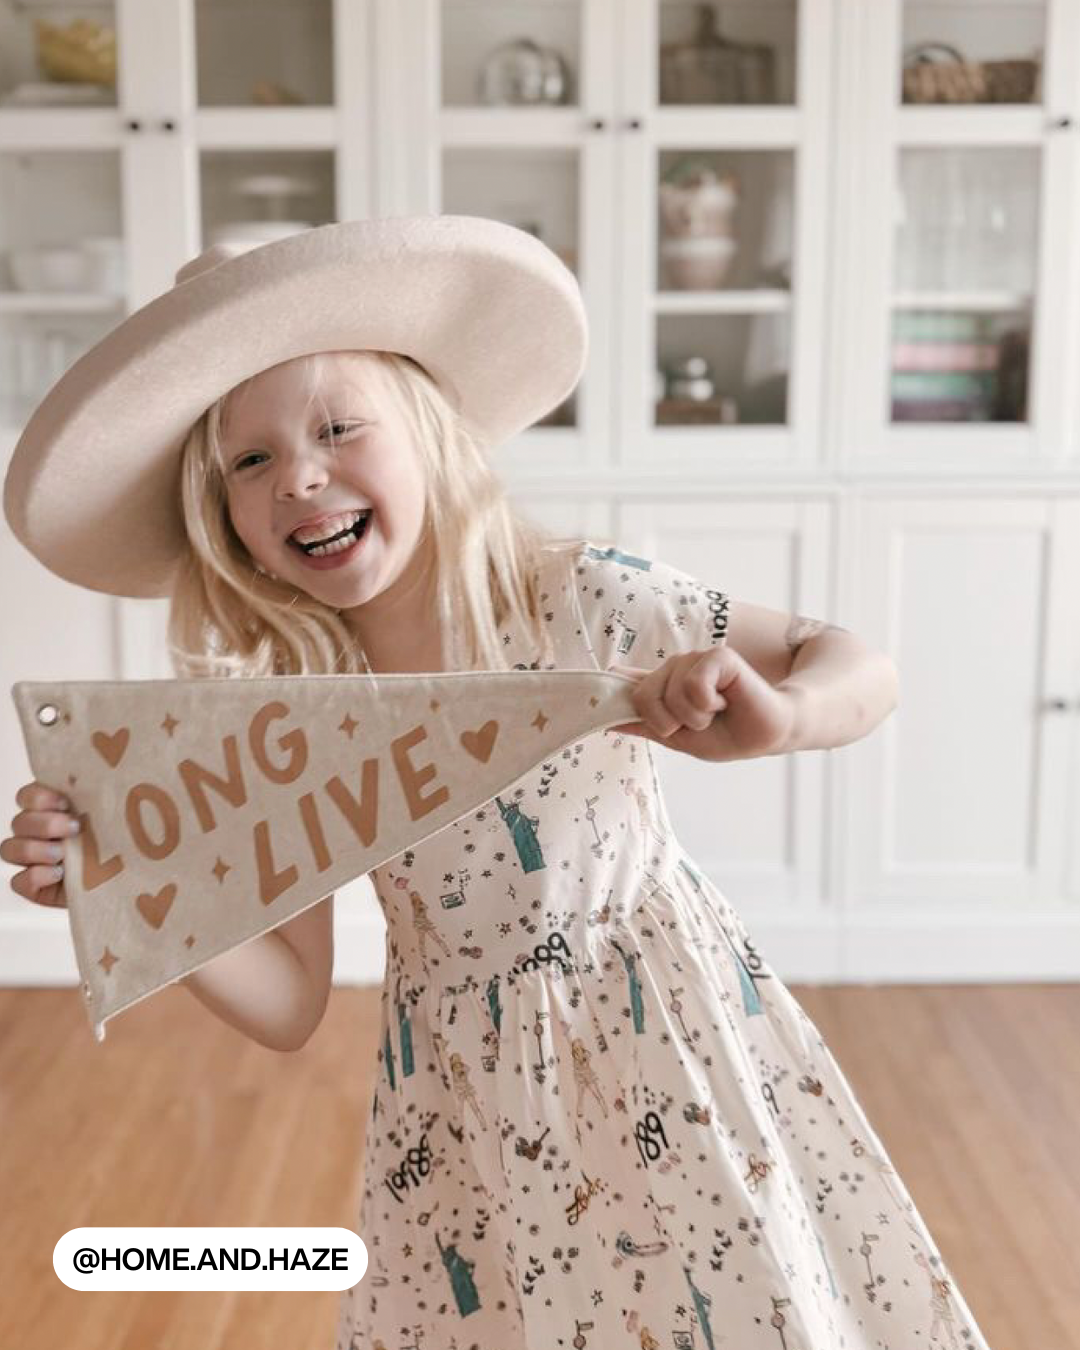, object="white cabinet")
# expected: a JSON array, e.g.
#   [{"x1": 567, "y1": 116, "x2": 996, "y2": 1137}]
[
  {"x1": 3, "y1": 0, "x2": 1080, "y2": 981},
  {"x1": 834, "y1": 0, "x2": 1080, "y2": 471},
  {"x1": 842, "y1": 493, "x2": 1080, "y2": 976},
  {"x1": 396, "y1": 0, "x2": 835, "y2": 478},
  {"x1": 0, "y1": 0, "x2": 373, "y2": 430}
]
